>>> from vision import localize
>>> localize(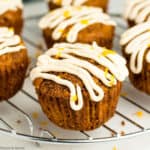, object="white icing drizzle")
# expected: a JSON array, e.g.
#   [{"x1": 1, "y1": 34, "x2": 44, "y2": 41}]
[
  {"x1": 30, "y1": 42, "x2": 128, "y2": 111},
  {"x1": 39, "y1": 6, "x2": 116, "y2": 43},
  {"x1": 0, "y1": 0, "x2": 23, "y2": 15},
  {"x1": 120, "y1": 22, "x2": 150, "y2": 74},
  {"x1": 0, "y1": 27, "x2": 25, "y2": 56},
  {"x1": 124, "y1": 0, "x2": 150, "y2": 24},
  {"x1": 47, "y1": 0, "x2": 87, "y2": 6}
]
